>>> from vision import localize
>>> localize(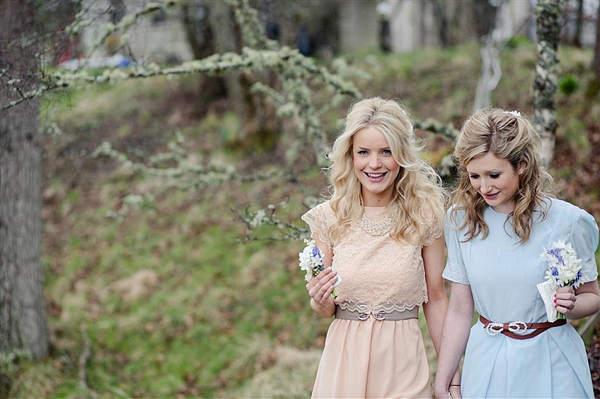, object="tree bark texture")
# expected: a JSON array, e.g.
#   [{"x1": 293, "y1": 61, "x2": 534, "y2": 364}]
[
  {"x1": 573, "y1": 0, "x2": 584, "y2": 47},
  {"x1": 593, "y1": 0, "x2": 600, "y2": 79},
  {"x1": 533, "y1": 0, "x2": 563, "y2": 168},
  {"x1": 182, "y1": 3, "x2": 227, "y2": 100},
  {"x1": 0, "y1": 0, "x2": 49, "y2": 359}
]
